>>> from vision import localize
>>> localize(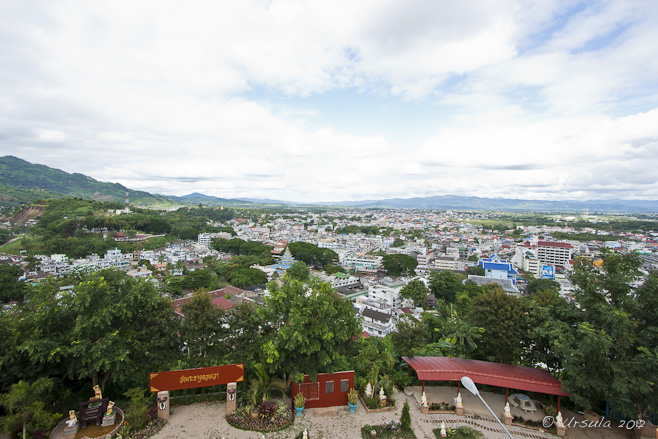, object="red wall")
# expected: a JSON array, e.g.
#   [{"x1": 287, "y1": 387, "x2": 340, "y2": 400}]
[{"x1": 291, "y1": 371, "x2": 355, "y2": 409}]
